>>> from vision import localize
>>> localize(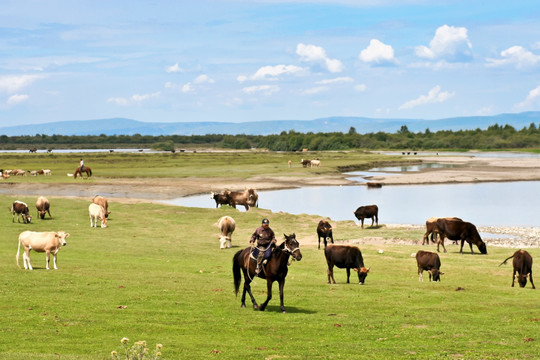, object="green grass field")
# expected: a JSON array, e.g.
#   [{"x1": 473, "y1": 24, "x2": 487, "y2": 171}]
[{"x1": 0, "y1": 152, "x2": 538, "y2": 359}]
